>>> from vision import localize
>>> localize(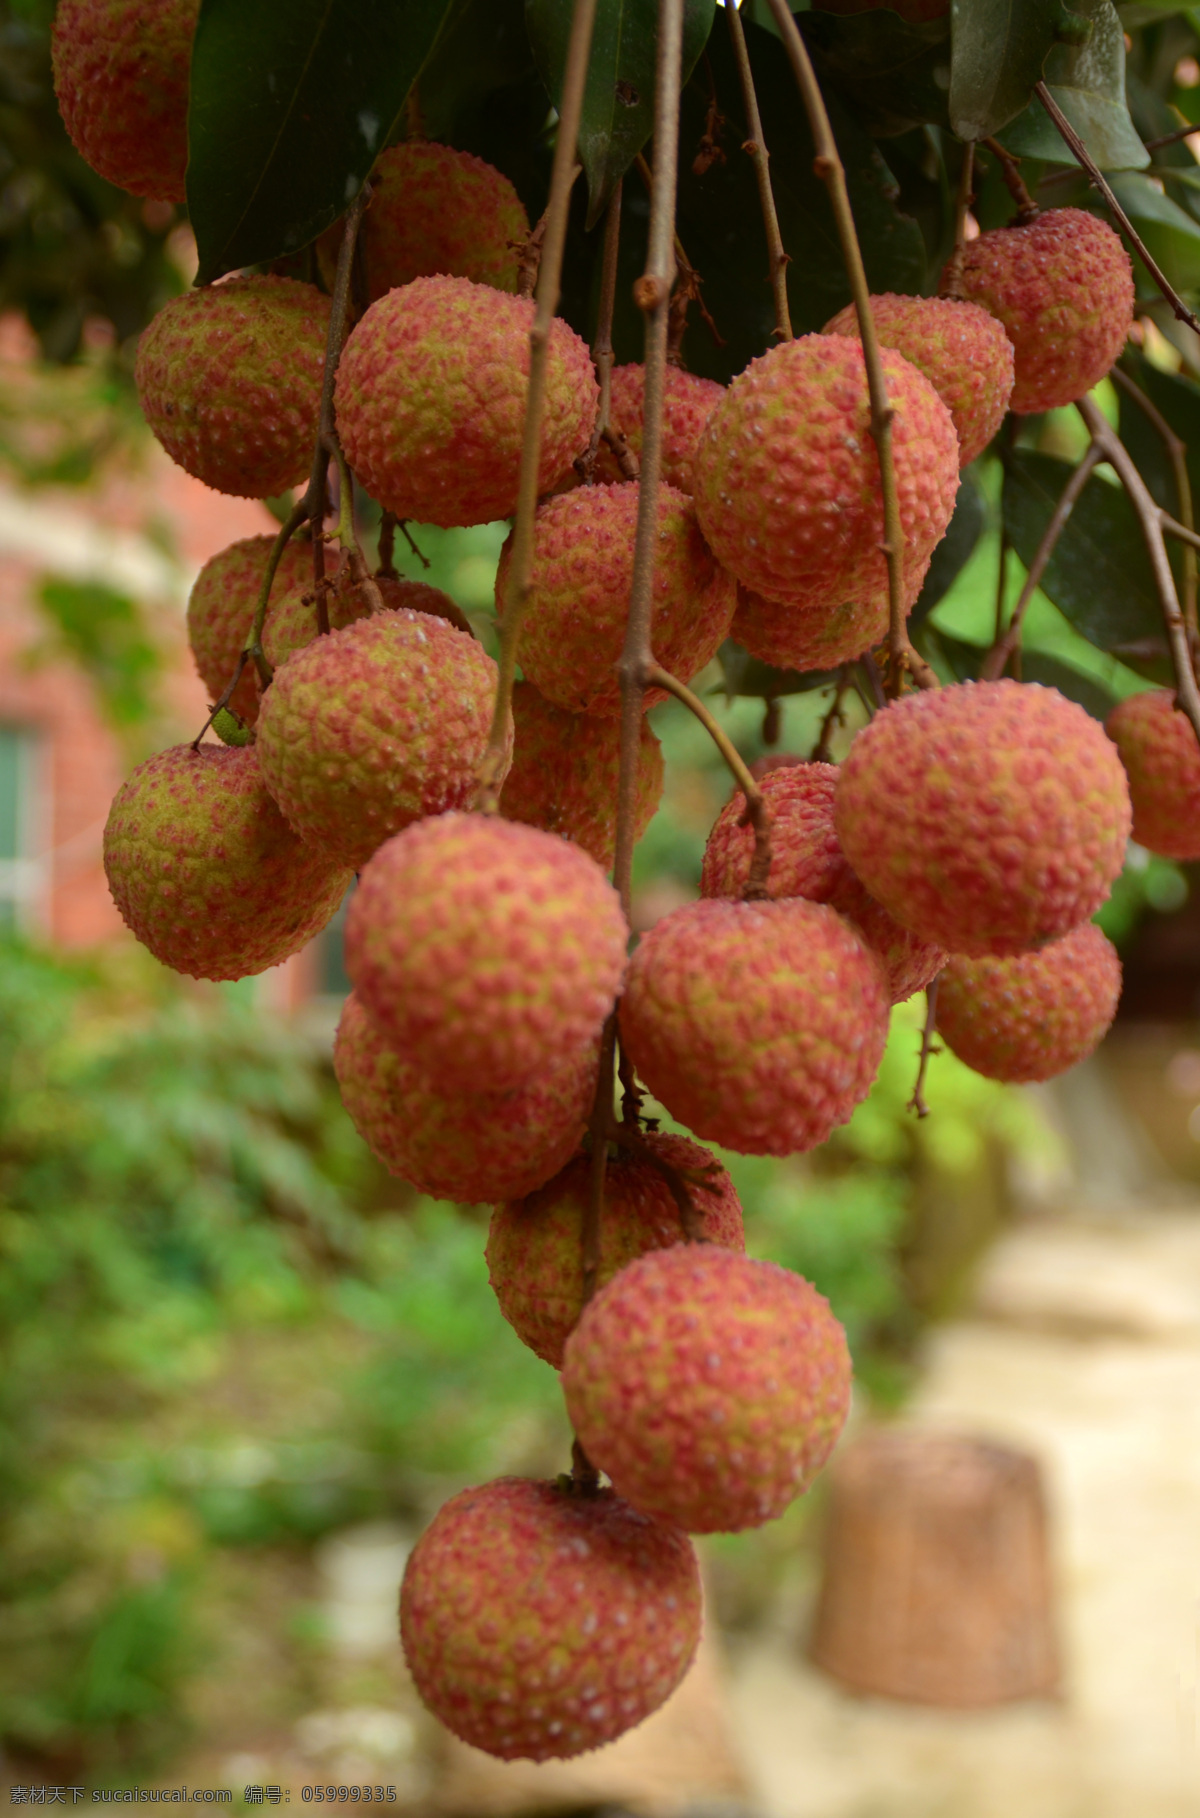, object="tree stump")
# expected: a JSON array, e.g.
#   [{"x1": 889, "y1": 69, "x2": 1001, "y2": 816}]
[{"x1": 809, "y1": 1427, "x2": 1060, "y2": 1706}]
